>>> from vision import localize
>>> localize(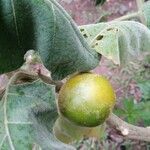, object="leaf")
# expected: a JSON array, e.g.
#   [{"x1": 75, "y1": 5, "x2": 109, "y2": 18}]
[
  {"x1": 0, "y1": 0, "x2": 100, "y2": 80},
  {"x1": 135, "y1": 101, "x2": 150, "y2": 126},
  {"x1": 123, "y1": 99, "x2": 134, "y2": 111},
  {"x1": 138, "y1": 80, "x2": 150, "y2": 101},
  {"x1": 79, "y1": 21, "x2": 150, "y2": 65},
  {"x1": 79, "y1": 23, "x2": 107, "y2": 43},
  {"x1": 0, "y1": 80, "x2": 74, "y2": 149},
  {"x1": 115, "y1": 99, "x2": 150, "y2": 125},
  {"x1": 141, "y1": 1, "x2": 150, "y2": 29},
  {"x1": 114, "y1": 108, "x2": 126, "y2": 117},
  {"x1": 115, "y1": 99, "x2": 141, "y2": 124}
]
